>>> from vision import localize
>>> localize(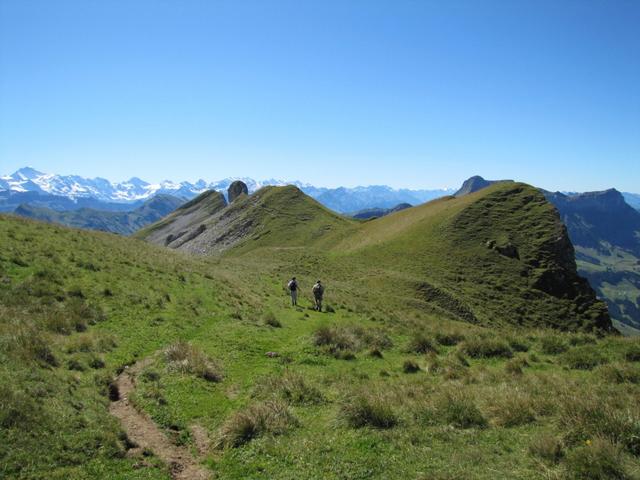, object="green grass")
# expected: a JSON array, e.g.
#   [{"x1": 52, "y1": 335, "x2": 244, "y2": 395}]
[{"x1": 2, "y1": 182, "x2": 639, "y2": 479}]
